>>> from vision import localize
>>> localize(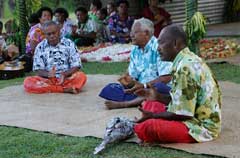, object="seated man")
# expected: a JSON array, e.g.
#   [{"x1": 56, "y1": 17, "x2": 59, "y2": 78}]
[
  {"x1": 66, "y1": 7, "x2": 97, "y2": 46},
  {"x1": 24, "y1": 21, "x2": 87, "y2": 94},
  {"x1": 99, "y1": 18, "x2": 172, "y2": 109},
  {"x1": 133, "y1": 24, "x2": 221, "y2": 143}
]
